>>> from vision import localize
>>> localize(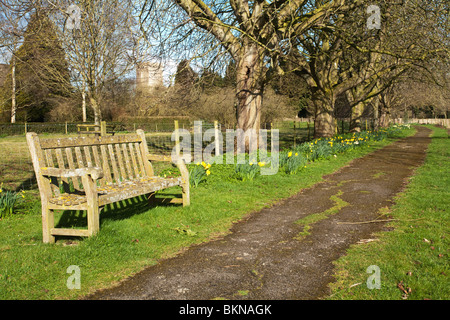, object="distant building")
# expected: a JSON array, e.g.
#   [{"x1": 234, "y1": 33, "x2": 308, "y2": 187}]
[
  {"x1": 0, "y1": 64, "x2": 9, "y2": 87},
  {"x1": 136, "y1": 61, "x2": 163, "y2": 91}
]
